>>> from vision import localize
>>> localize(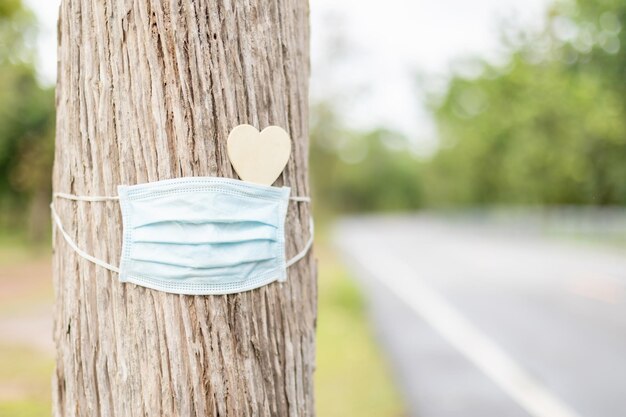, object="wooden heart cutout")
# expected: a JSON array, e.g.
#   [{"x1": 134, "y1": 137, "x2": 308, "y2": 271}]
[{"x1": 227, "y1": 124, "x2": 291, "y2": 185}]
